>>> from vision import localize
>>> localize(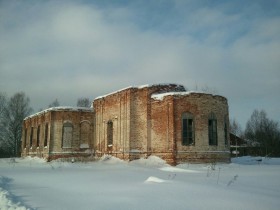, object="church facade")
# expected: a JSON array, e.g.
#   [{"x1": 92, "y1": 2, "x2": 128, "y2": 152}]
[{"x1": 21, "y1": 84, "x2": 230, "y2": 164}]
